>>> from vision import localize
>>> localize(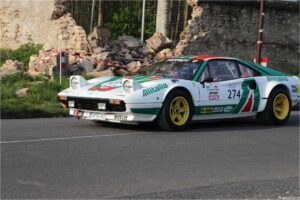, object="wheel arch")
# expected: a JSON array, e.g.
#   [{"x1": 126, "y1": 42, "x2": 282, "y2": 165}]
[
  {"x1": 267, "y1": 84, "x2": 291, "y2": 100},
  {"x1": 163, "y1": 86, "x2": 196, "y2": 108},
  {"x1": 259, "y1": 83, "x2": 292, "y2": 112}
]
